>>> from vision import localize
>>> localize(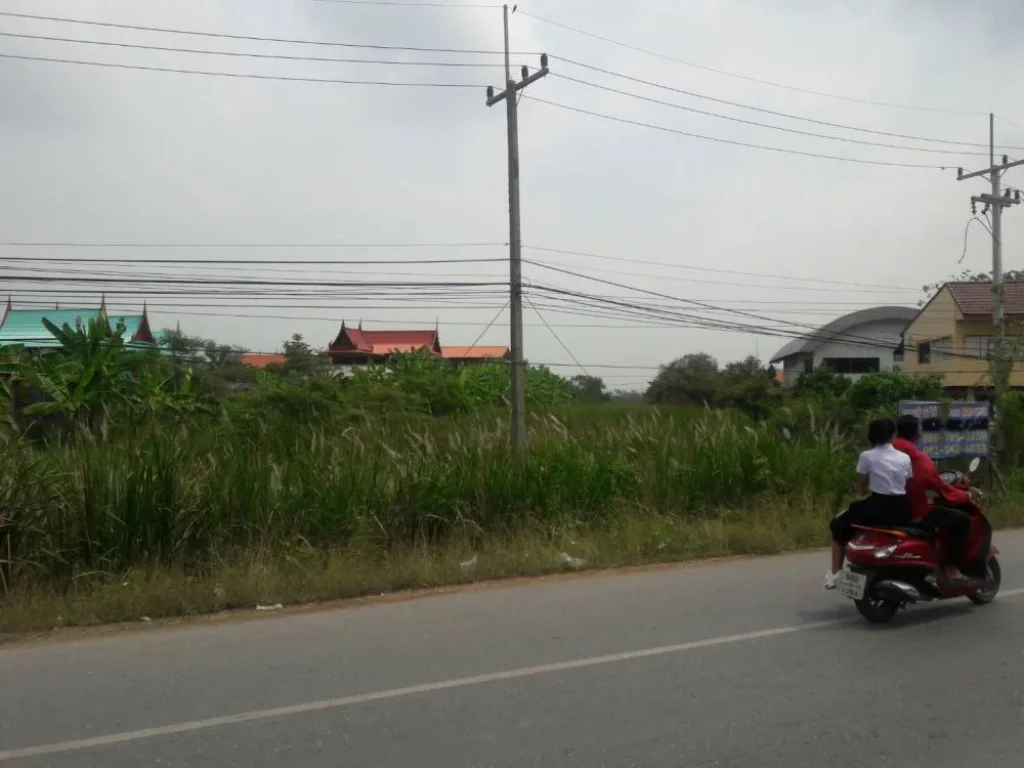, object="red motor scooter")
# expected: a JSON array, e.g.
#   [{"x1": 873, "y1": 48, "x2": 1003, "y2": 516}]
[{"x1": 835, "y1": 458, "x2": 1001, "y2": 624}]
